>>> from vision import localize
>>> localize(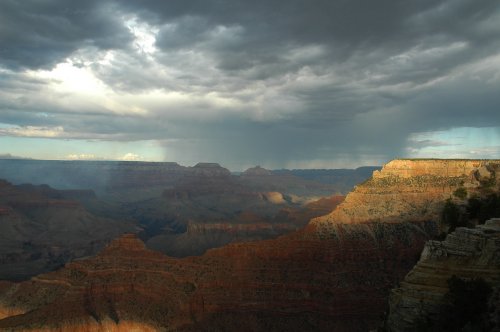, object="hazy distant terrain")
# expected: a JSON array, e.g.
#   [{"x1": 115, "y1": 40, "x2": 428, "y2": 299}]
[
  {"x1": 0, "y1": 159, "x2": 378, "y2": 195},
  {"x1": 0, "y1": 159, "x2": 377, "y2": 276},
  {"x1": 0, "y1": 180, "x2": 135, "y2": 280}
]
